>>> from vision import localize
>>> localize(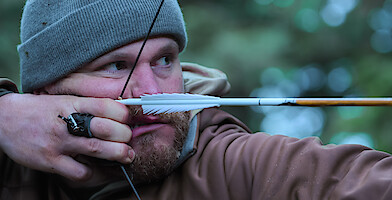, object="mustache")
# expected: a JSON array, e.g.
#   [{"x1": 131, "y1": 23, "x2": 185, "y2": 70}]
[
  {"x1": 127, "y1": 105, "x2": 190, "y2": 123},
  {"x1": 128, "y1": 105, "x2": 144, "y2": 117}
]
